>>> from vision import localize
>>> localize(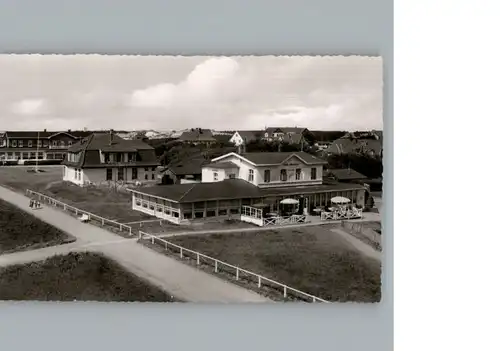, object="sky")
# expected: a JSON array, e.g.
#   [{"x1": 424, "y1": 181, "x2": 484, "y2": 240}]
[{"x1": 0, "y1": 55, "x2": 383, "y2": 132}]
